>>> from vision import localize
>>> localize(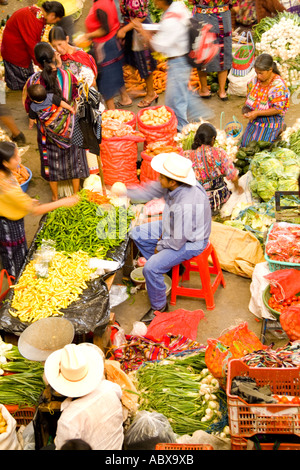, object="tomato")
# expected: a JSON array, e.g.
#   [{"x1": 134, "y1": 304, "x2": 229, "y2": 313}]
[
  {"x1": 279, "y1": 396, "x2": 289, "y2": 404},
  {"x1": 291, "y1": 397, "x2": 300, "y2": 405}
]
